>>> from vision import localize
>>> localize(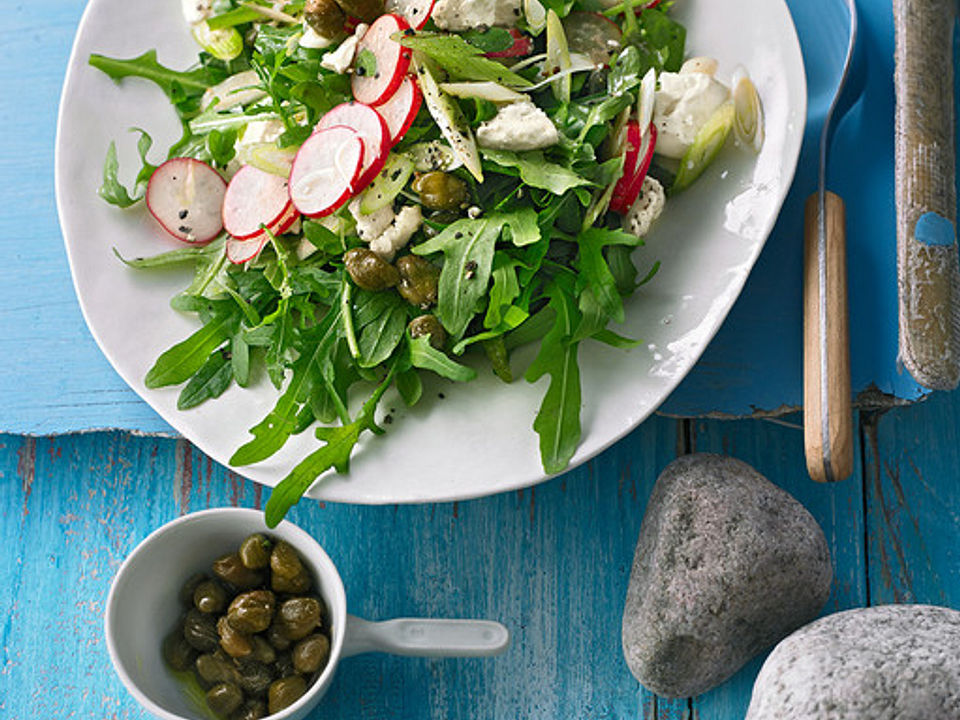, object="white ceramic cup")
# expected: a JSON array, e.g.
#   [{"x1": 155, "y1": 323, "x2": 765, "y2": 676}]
[{"x1": 105, "y1": 508, "x2": 510, "y2": 720}]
